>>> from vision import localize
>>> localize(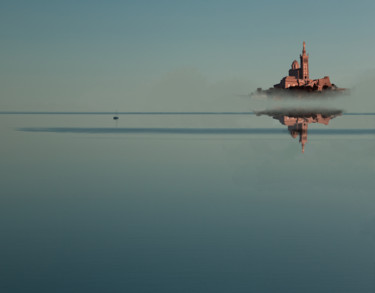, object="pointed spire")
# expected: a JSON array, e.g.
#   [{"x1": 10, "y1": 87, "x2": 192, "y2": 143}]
[{"x1": 302, "y1": 41, "x2": 306, "y2": 55}]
